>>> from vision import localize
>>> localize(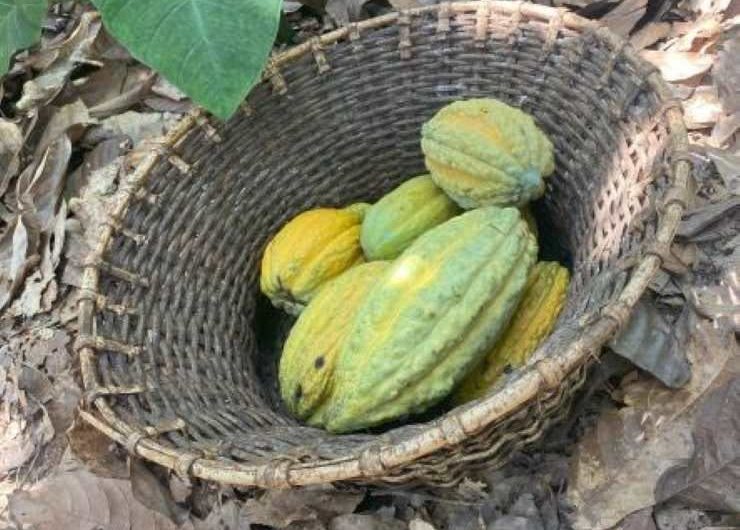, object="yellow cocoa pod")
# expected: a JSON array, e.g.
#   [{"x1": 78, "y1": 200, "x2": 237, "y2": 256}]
[
  {"x1": 260, "y1": 206, "x2": 364, "y2": 315},
  {"x1": 453, "y1": 261, "x2": 569, "y2": 404}
]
